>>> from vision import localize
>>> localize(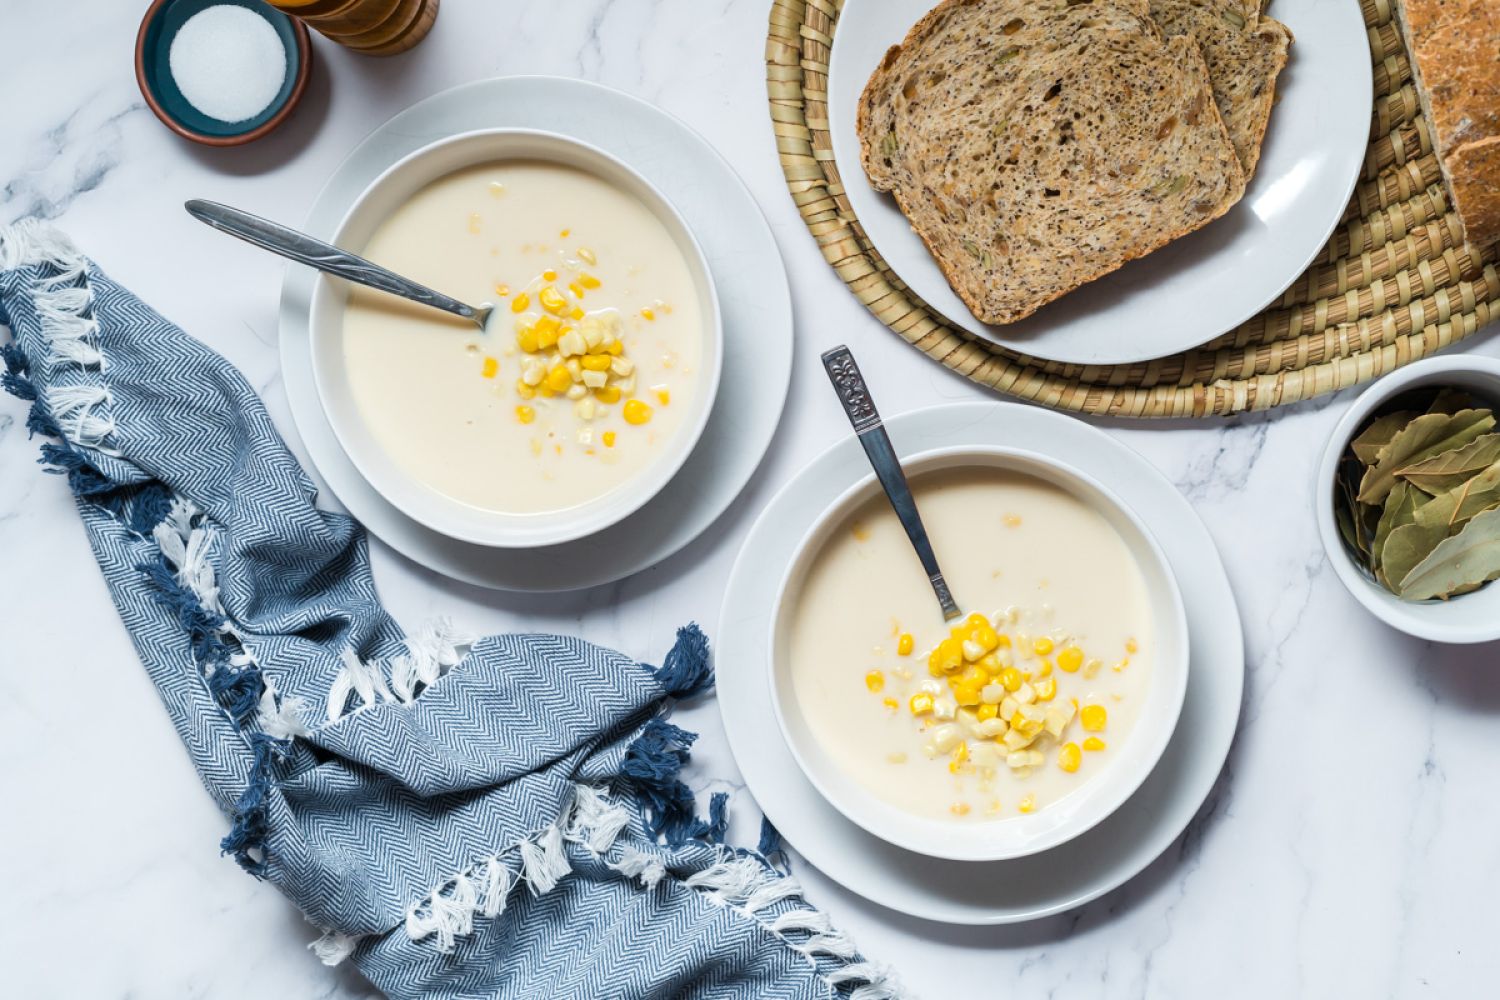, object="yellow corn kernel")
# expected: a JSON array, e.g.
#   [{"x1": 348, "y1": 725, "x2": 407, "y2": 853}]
[
  {"x1": 976, "y1": 702, "x2": 998, "y2": 721},
  {"x1": 909, "y1": 692, "x2": 934, "y2": 716},
  {"x1": 623, "y1": 399, "x2": 653, "y2": 425},
  {"x1": 1017, "y1": 795, "x2": 1036, "y2": 814},
  {"x1": 594, "y1": 386, "x2": 622, "y2": 405},
  {"x1": 1113, "y1": 658, "x2": 1130, "y2": 672},
  {"x1": 494, "y1": 283, "x2": 510, "y2": 298},
  {"x1": 516, "y1": 330, "x2": 540, "y2": 353},
  {"x1": 1034, "y1": 660, "x2": 1053, "y2": 678},
  {"x1": 571, "y1": 307, "x2": 586, "y2": 321},
  {"x1": 882, "y1": 697, "x2": 899, "y2": 711},
  {"x1": 1080, "y1": 704, "x2": 1108, "y2": 732},
  {"x1": 937, "y1": 637, "x2": 964, "y2": 672},
  {"x1": 606, "y1": 338, "x2": 624, "y2": 356},
  {"x1": 1032, "y1": 676, "x2": 1056, "y2": 701},
  {"x1": 1083, "y1": 658, "x2": 1103, "y2": 679},
  {"x1": 640, "y1": 307, "x2": 656, "y2": 321},
  {"x1": 1032, "y1": 637, "x2": 1054, "y2": 657},
  {"x1": 568, "y1": 281, "x2": 585, "y2": 299},
  {"x1": 965, "y1": 612, "x2": 989, "y2": 630},
  {"x1": 481, "y1": 357, "x2": 499, "y2": 379},
  {"x1": 950, "y1": 802, "x2": 971, "y2": 817},
  {"x1": 577, "y1": 247, "x2": 597, "y2": 264},
  {"x1": 948, "y1": 741, "x2": 969, "y2": 773},
  {"x1": 897, "y1": 633, "x2": 915, "y2": 656},
  {"x1": 602, "y1": 430, "x2": 617, "y2": 448},
  {"x1": 1125, "y1": 637, "x2": 1140, "y2": 655},
  {"x1": 952, "y1": 681, "x2": 982, "y2": 707},
  {"x1": 652, "y1": 386, "x2": 671, "y2": 406},
  {"x1": 959, "y1": 664, "x2": 988, "y2": 686},
  {"x1": 579, "y1": 272, "x2": 602, "y2": 289},
  {"x1": 580, "y1": 354, "x2": 612, "y2": 371},
  {"x1": 1083, "y1": 737, "x2": 1106, "y2": 752},
  {"x1": 1057, "y1": 646, "x2": 1084, "y2": 672},
  {"x1": 995, "y1": 633, "x2": 1012, "y2": 649},
  {"x1": 1057, "y1": 742, "x2": 1082, "y2": 773},
  {"x1": 999, "y1": 667, "x2": 1022, "y2": 692},
  {"x1": 533, "y1": 315, "x2": 561, "y2": 348},
  {"x1": 973, "y1": 625, "x2": 1001, "y2": 651},
  {"x1": 542, "y1": 269, "x2": 558, "y2": 282},
  {"x1": 545, "y1": 364, "x2": 572, "y2": 394},
  {"x1": 510, "y1": 292, "x2": 530, "y2": 313},
  {"x1": 514, "y1": 405, "x2": 535, "y2": 425},
  {"x1": 865, "y1": 670, "x2": 885, "y2": 693},
  {"x1": 539, "y1": 286, "x2": 568, "y2": 314},
  {"x1": 515, "y1": 380, "x2": 536, "y2": 400}
]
